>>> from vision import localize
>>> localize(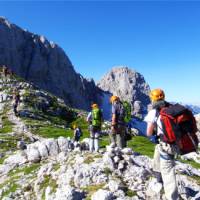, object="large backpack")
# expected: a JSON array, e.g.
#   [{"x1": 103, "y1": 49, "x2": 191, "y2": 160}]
[
  {"x1": 123, "y1": 101, "x2": 132, "y2": 123},
  {"x1": 92, "y1": 108, "x2": 102, "y2": 127},
  {"x1": 159, "y1": 103, "x2": 198, "y2": 155},
  {"x1": 115, "y1": 101, "x2": 126, "y2": 124}
]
